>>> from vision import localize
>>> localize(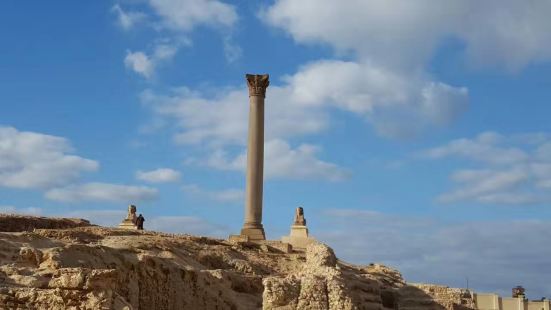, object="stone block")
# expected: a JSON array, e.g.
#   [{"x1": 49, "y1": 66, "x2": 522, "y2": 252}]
[
  {"x1": 228, "y1": 234, "x2": 249, "y2": 243},
  {"x1": 263, "y1": 241, "x2": 292, "y2": 254}
]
